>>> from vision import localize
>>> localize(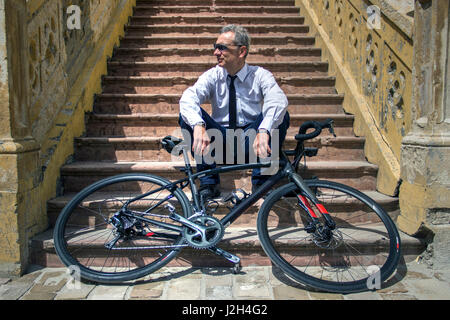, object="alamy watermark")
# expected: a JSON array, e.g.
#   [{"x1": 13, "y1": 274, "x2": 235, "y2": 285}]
[
  {"x1": 171, "y1": 128, "x2": 281, "y2": 175},
  {"x1": 65, "y1": 265, "x2": 82, "y2": 290},
  {"x1": 66, "y1": 5, "x2": 82, "y2": 30},
  {"x1": 366, "y1": 5, "x2": 381, "y2": 30},
  {"x1": 366, "y1": 265, "x2": 381, "y2": 290}
]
